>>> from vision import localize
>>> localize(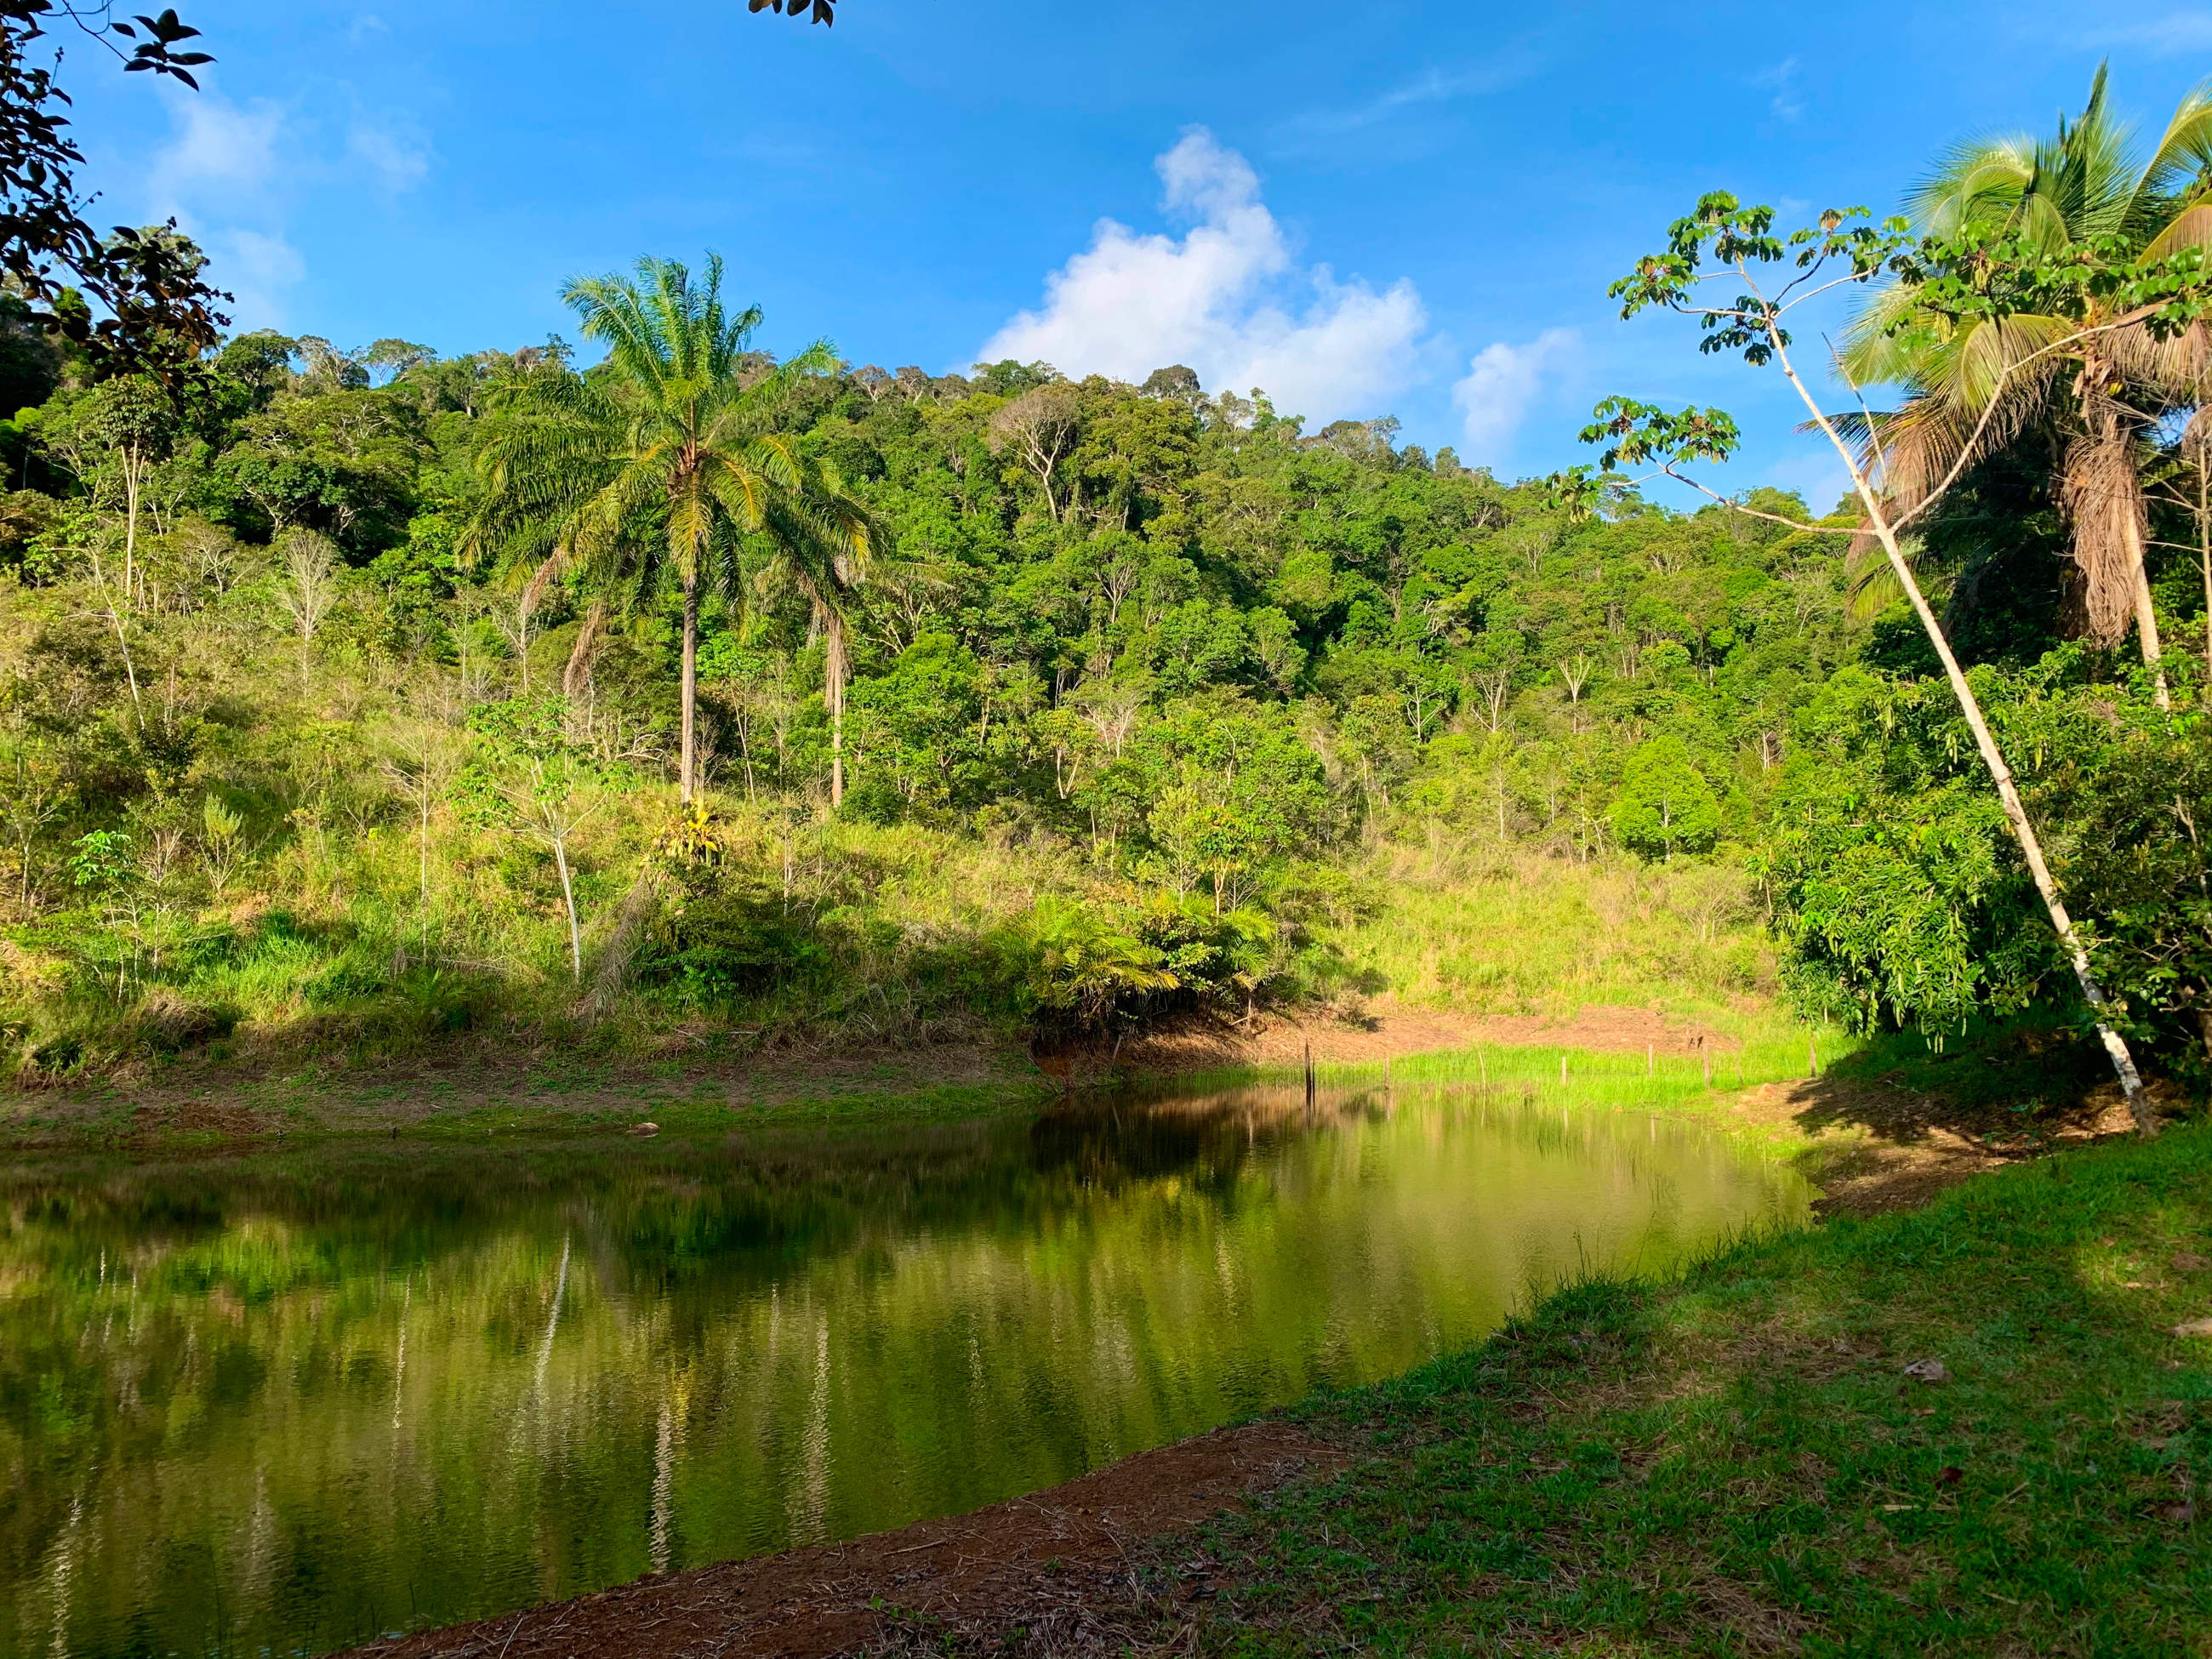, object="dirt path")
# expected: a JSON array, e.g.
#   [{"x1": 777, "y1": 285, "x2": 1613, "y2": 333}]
[{"x1": 338, "y1": 1423, "x2": 1339, "y2": 1659}]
